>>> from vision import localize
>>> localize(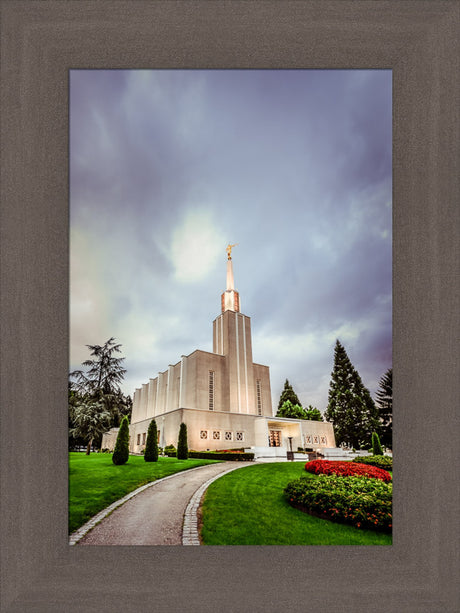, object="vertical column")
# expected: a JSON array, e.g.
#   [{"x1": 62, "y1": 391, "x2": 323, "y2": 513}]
[
  {"x1": 157, "y1": 371, "x2": 166, "y2": 414},
  {"x1": 132, "y1": 388, "x2": 141, "y2": 423},
  {"x1": 141, "y1": 383, "x2": 149, "y2": 421},
  {"x1": 147, "y1": 378, "x2": 156, "y2": 419},
  {"x1": 235, "y1": 311, "x2": 241, "y2": 412},
  {"x1": 167, "y1": 365, "x2": 174, "y2": 412},
  {"x1": 179, "y1": 356, "x2": 186, "y2": 408}
]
